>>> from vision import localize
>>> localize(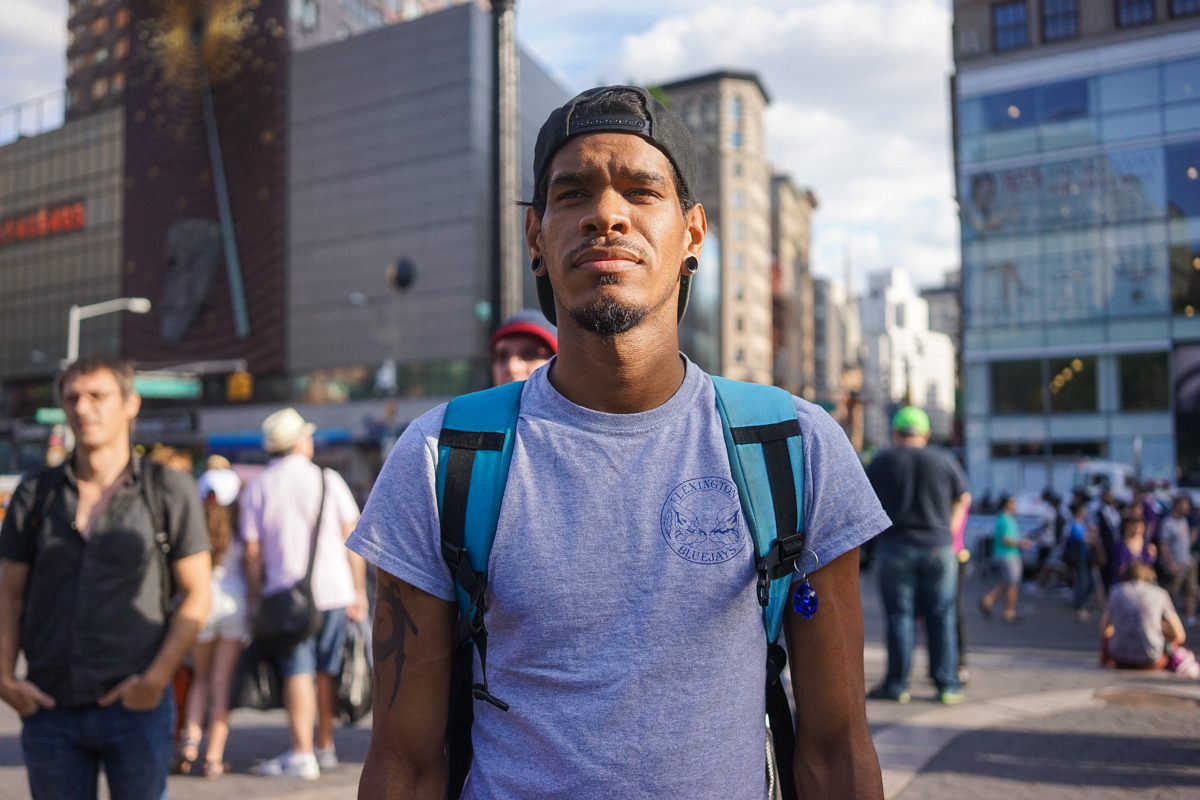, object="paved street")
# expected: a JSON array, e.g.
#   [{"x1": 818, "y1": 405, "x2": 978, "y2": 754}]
[{"x1": 0, "y1": 568, "x2": 1196, "y2": 798}]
